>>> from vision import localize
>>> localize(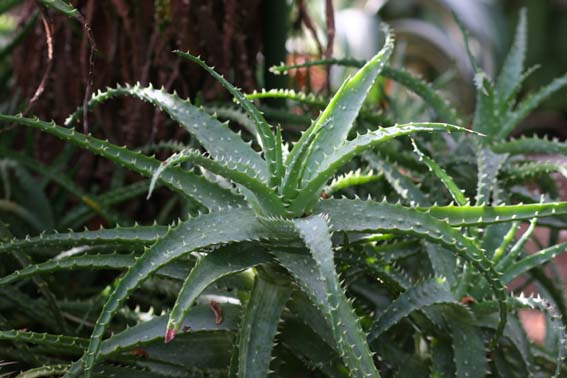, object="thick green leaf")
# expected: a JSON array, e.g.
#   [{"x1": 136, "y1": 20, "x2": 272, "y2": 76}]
[
  {"x1": 167, "y1": 244, "x2": 272, "y2": 335},
  {"x1": 492, "y1": 136, "x2": 567, "y2": 156},
  {"x1": 368, "y1": 277, "x2": 458, "y2": 340},
  {"x1": 430, "y1": 338, "x2": 455, "y2": 378},
  {"x1": 80, "y1": 208, "x2": 274, "y2": 377},
  {"x1": 0, "y1": 252, "x2": 193, "y2": 286},
  {"x1": 420, "y1": 202, "x2": 567, "y2": 226},
  {"x1": 363, "y1": 152, "x2": 430, "y2": 206},
  {"x1": 289, "y1": 216, "x2": 380, "y2": 377},
  {"x1": 325, "y1": 169, "x2": 382, "y2": 196},
  {"x1": 496, "y1": 217, "x2": 537, "y2": 270},
  {"x1": 495, "y1": 8, "x2": 527, "y2": 105},
  {"x1": 65, "y1": 84, "x2": 267, "y2": 182},
  {"x1": 475, "y1": 144, "x2": 508, "y2": 205},
  {"x1": 22, "y1": 305, "x2": 240, "y2": 377},
  {"x1": 279, "y1": 318, "x2": 347, "y2": 378},
  {"x1": 411, "y1": 139, "x2": 467, "y2": 206},
  {"x1": 425, "y1": 242, "x2": 458, "y2": 287},
  {"x1": 237, "y1": 274, "x2": 291, "y2": 378},
  {"x1": 298, "y1": 26, "x2": 394, "y2": 183},
  {"x1": 101, "y1": 304, "x2": 240, "y2": 356},
  {"x1": 0, "y1": 226, "x2": 166, "y2": 256},
  {"x1": 174, "y1": 52, "x2": 279, "y2": 186},
  {"x1": 510, "y1": 295, "x2": 565, "y2": 378},
  {"x1": 15, "y1": 364, "x2": 70, "y2": 378},
  {"x1": 0, "y1": 330, "x2": 87, "y2": 354},
  {"x1": 288, "y1": 122, "x2": 469, "y2": 215},
  {"x1": 316, "y1": 198, "x2": 508, "y2": 347},
  {"x1": 502, "y1": 161, "x2": 567, "y2": 185},
  {"x1": 149, "y1": 148, "x2": 287, "y2": 216},
  {"x1": 501, "y1": 242, "x2": 567, "y2": 284},
  {"x1": 0, "y1": 114, "x2": 243, "y2": 210},
  {"x1": 445, "y1": 307, "x2": 487, "y2": 378},
  {"x1": 499, "y1": 74, "x2": 567, "y2": 138}
]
